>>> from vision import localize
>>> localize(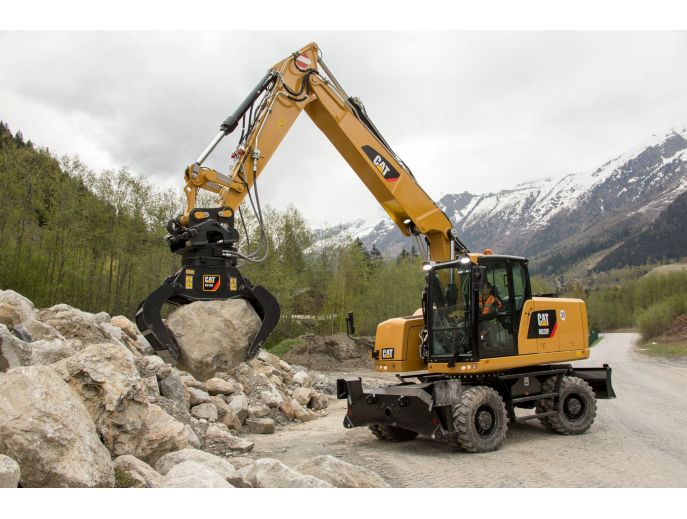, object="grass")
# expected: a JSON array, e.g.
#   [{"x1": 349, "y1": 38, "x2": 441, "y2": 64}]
[
  {"x1": 268, "y1": 338, "x2": 304, "y2": 357},
  {"x1": 114, "y1": 467, "x2": 138, "y2": 488},
  {"x1": 639, "y1": 338, "x2": 687, "y2": 357}
]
